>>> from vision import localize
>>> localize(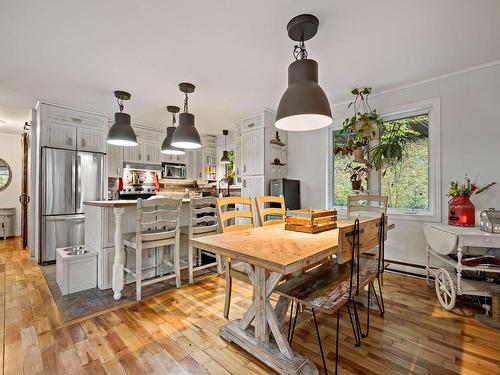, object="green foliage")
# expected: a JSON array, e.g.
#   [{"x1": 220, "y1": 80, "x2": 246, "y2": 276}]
[
  {"x1": 370, "y1": 116, "x2": 422, "y2": 171},
  {"x1": 448, "y1": 176, "x2": 475, "y2": 197},
  {"x1": 225, "y1": 151, "x2": 235, "y2": 181}
]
